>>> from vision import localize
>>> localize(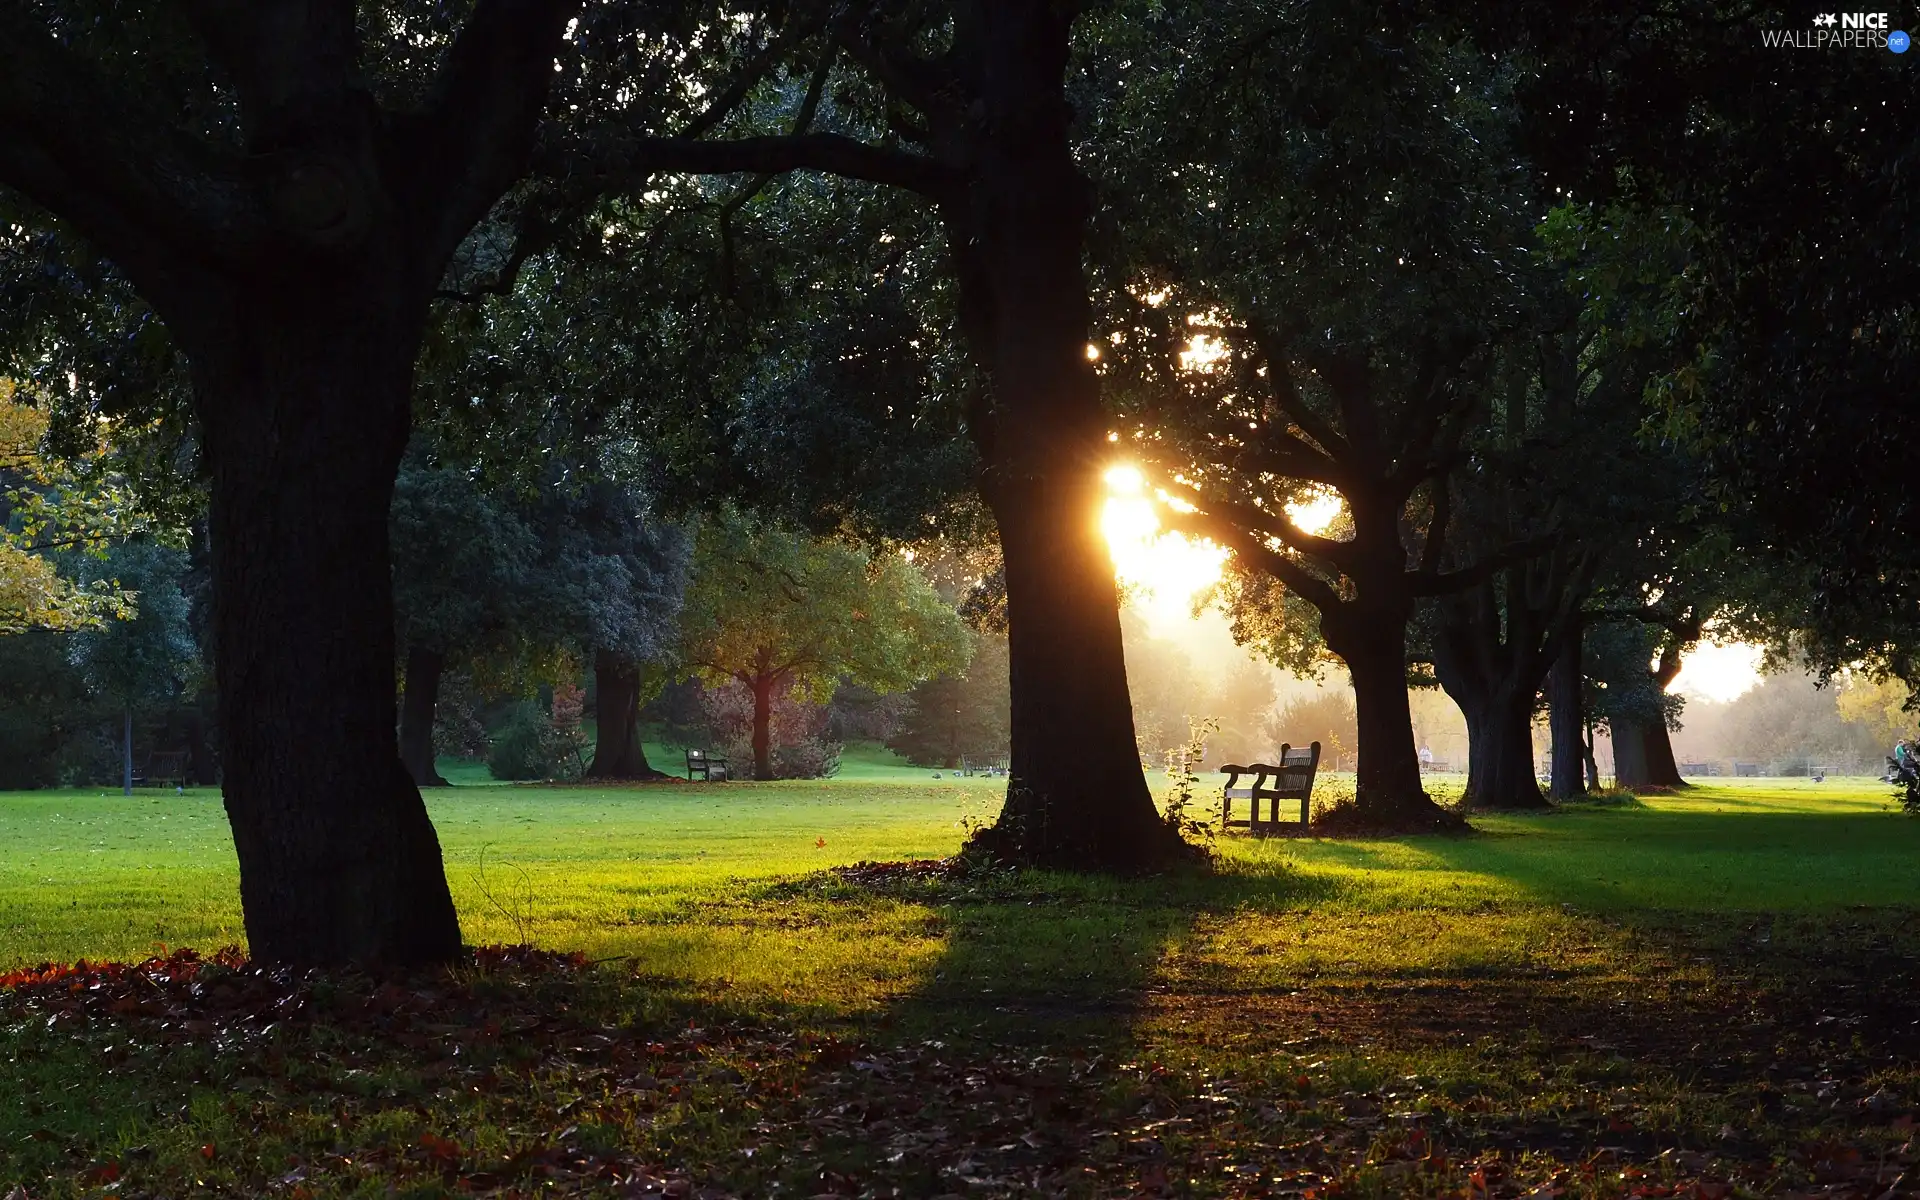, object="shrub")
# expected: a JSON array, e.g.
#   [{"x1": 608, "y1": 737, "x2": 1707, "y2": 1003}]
[
  {"x1": 432, "y1": 670, "x2": 492, "y2": 762},
  {"x1": 487, "y1": 696, "x2": 587, "y2": 782},
  {"x1": 700, "y1": 681, "x2": 842, "y2": 779}
]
